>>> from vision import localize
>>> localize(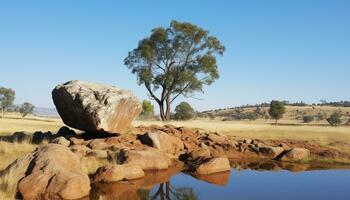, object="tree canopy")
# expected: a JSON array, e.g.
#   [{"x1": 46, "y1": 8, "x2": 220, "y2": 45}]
[
  {"x1": 19, "y1": 102, "x2": 35, "y2": 118},
  {"x1": 268, "y1": 100, "x2": 286, "y2": 124},
  {"x1": 0, "y1": 87, "x2": 15, "y2": 118},
  {"x1": 124, "y1": 20, "x2": 225, "y2": 121}
]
